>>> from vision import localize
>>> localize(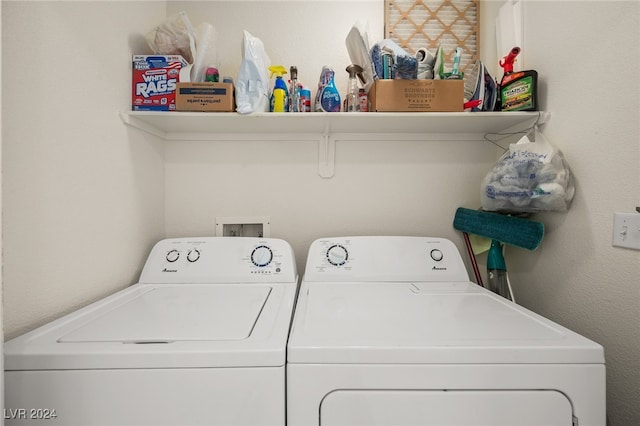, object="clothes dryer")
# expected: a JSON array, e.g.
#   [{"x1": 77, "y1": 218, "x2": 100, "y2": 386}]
[
  {"x1": 5, "y1": 237, "x2": 298, "y2": 426},
  {"x1": 287, "y1": 236, "x2": 605, "y2": 426}
]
